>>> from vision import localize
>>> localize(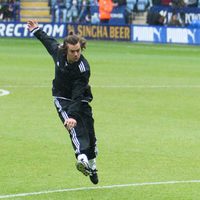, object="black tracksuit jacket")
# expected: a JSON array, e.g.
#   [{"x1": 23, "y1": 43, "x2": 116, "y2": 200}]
[{"x1": 33, "y1": 28, "x2": 93, "y2": 120}]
